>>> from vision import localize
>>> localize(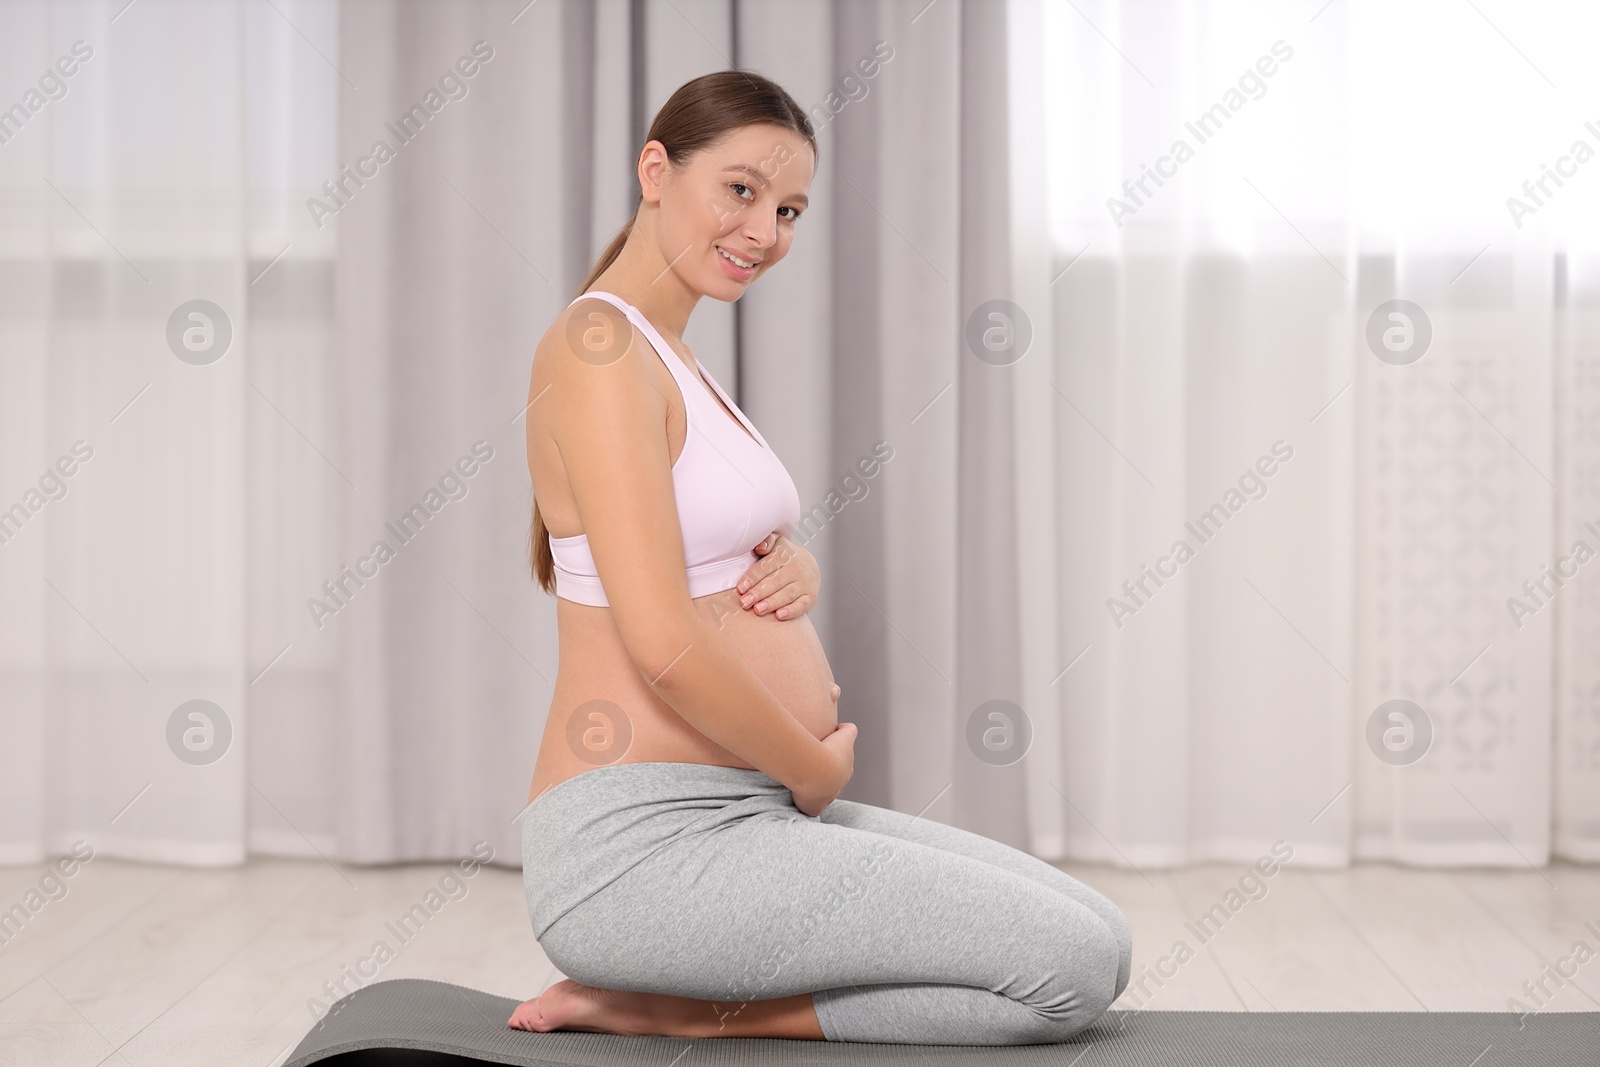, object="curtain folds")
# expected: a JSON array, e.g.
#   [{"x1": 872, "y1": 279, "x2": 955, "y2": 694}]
[{"x1": 3, "y1": 0, "x2": 1592, "y2": 872}]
